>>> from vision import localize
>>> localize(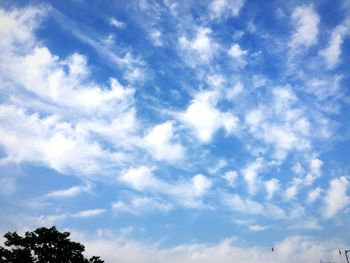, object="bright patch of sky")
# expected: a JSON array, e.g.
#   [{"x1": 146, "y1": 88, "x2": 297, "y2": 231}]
[{"x1": 1, "y1": 0, "x2": 350, "y2": 262}]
